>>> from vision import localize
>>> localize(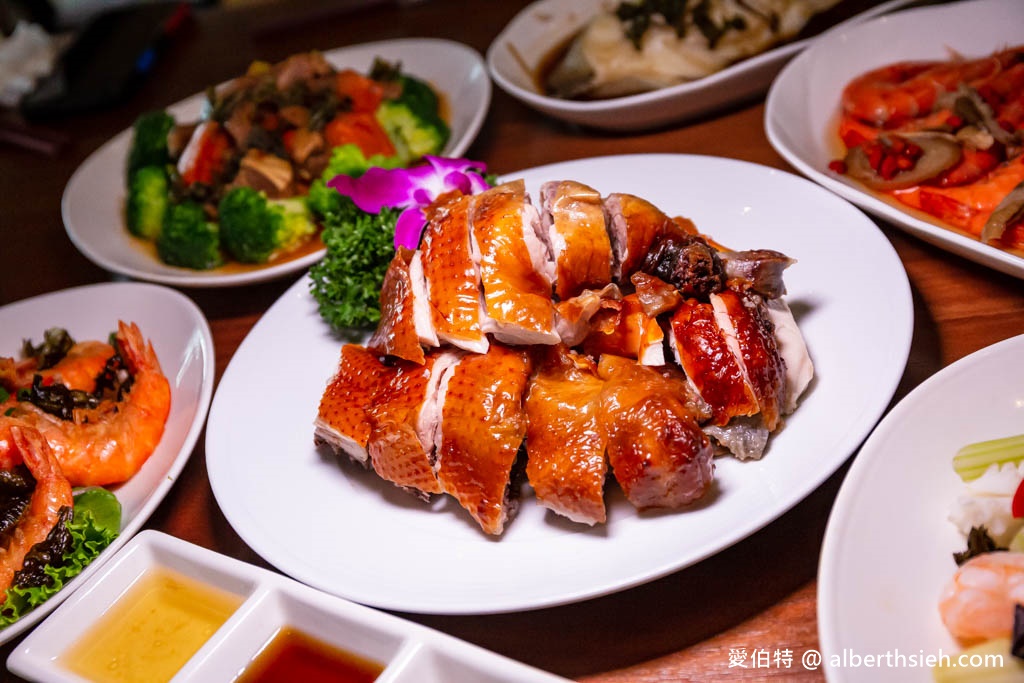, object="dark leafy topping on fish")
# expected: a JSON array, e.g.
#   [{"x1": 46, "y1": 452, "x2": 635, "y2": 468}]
[{"x1": 615, "y1": 0, "x2": 753, "y2": 49}]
